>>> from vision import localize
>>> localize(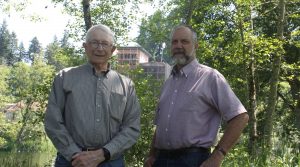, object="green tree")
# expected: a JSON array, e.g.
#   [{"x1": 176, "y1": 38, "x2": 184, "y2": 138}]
[
  {"x1": 27, "y1": 37, "x2": 42, "y2": 63},
  {"x1": 45, "y1": 34, "x2": 85, "y2": 71},
  {"x1": 136, "y1": 0, "x2": 300, "y2": 162},
  {"x1": 8, "y1": 61, "x2": 55, "y2": 151},
  {"x1": 44, "y1": 36, "x2": 60, "y2": 68},
  {"x1": 0, "y1": 65, "x2": 12, "y2": 108},
  {"x1": 16, "y1": 42, "x2": 27, "y2": 62},
  {"x1": 0, "y1": 20, "x2": 10, "y2": 65},
  {"x1": 6, "y1": 32, "x2": 19, "y2": 66},
  {"x1": 137, "y1": 10, "x2": 171, "y2": 62},
  {"x1": 263, "y1": 0, "x2": 286, "y2": 155},
  {"x1": 52, "y1": 0, "x2": 141, "y2": 44},
  {"x1": 124, "y1": 67, "x2": 163, "y2": 166}
]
